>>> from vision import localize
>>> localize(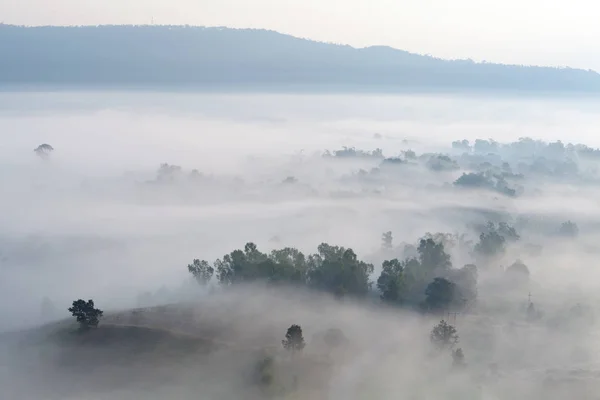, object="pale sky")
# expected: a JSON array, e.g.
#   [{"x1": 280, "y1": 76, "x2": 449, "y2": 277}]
[{"x1": 3, "y1": 0, "x2": 600, "y2": 70}]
